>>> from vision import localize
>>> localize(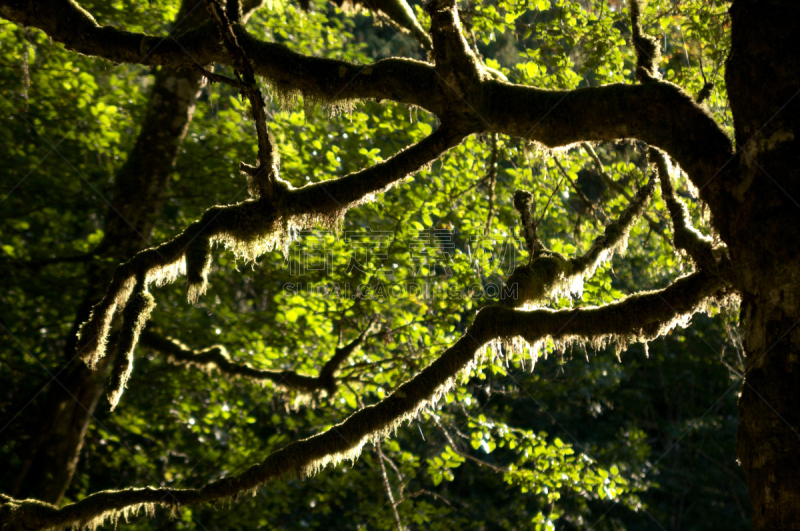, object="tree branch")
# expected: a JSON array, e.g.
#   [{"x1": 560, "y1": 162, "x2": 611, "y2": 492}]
[
  {"x1": 73, "y1": 125, "x2": 463, "y2": 390},
  {"x1": 0, "y1": 270, "x2": 727, "y2": 530},
  {"x1": 205, "y1": 0, "x2": 280, "y2": 200},
  {"x1": 352, "y1": 0, "x2": 432, "y2": 52},
  {"x1": 627, "y1": 0, "x2": 661, "y2": 82},
  {"x1": 552, "y1": 155, "x2": 608, "y2": 223},
  {"x1": 426, "y1": 0, "x2": 482, "y2": 88},
  {"x1": 0, "y1": 0, "x2": 439, "y2": 110},
  {"x1": 139, "y1": 322, "x2": 373, "y2": 395},
  {"x1": 581, "y1": 142, "x2": 663, "y2": 236},
  {"x1": 503, "y1": 173, "x2": 657, "y2": 308},
  {"x1": 483, "y1": 134, "x2": 498, "y2": 235},
  {"x1": 479, "y1": 81, "x2": 733, "y2": 209},
  {"x1": 1, "y1": 0, "x2": 733, "y2": 203},
  {"x1": 649, "y1": 147, "x2": 732, "y2": 281}
]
